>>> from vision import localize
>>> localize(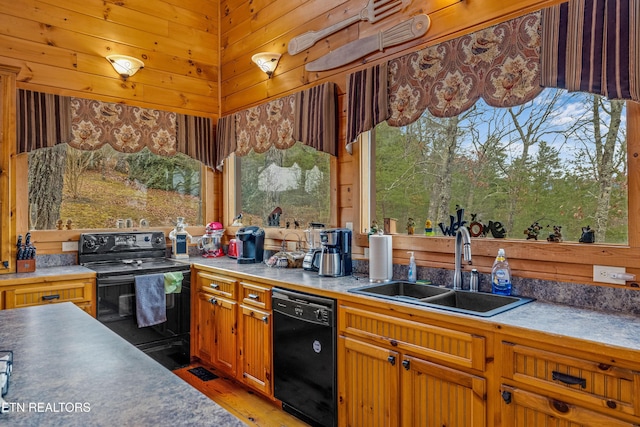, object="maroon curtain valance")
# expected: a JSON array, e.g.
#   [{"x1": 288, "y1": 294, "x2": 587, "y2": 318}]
[
  {"x1": 215, "y1": 82, "x2": 338, "y2": 169},
  {"x1": 17, "y1": 89, "x2": 216, "y2": 169},
  {"x1": 541, "y1": 0, "x2": 640, "y2": 102},
  {"x1": 388, "y1": 11, "x2": 542, "y2": 125},
  {"x1": 346, "y1": 12, "x2": 543, "y2": 144}
]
